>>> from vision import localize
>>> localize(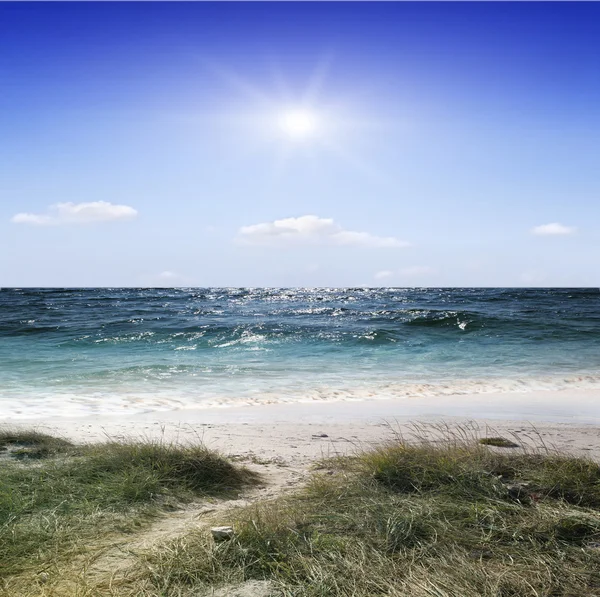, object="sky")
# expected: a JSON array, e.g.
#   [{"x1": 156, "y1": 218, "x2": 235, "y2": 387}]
[{"x1": 1, "y1": 2, "x2": 599, "y2": 288}]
